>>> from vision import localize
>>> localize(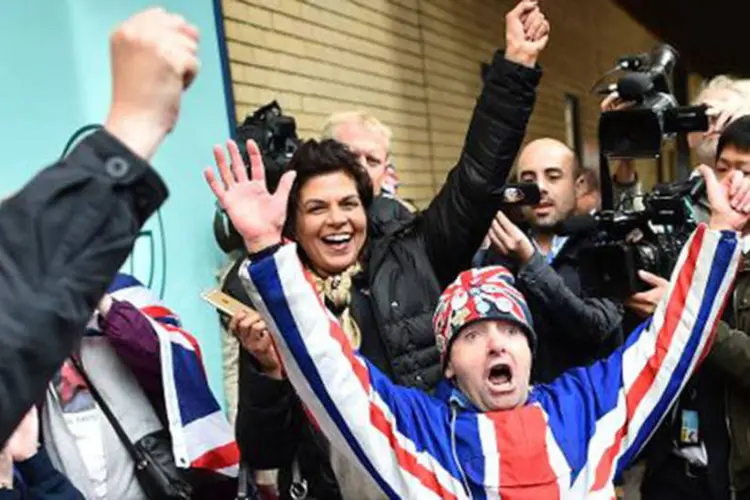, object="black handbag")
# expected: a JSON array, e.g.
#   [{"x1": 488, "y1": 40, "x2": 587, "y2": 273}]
[{"x1": 70, "y1": 356, "x2": 193, "y2": 500}]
